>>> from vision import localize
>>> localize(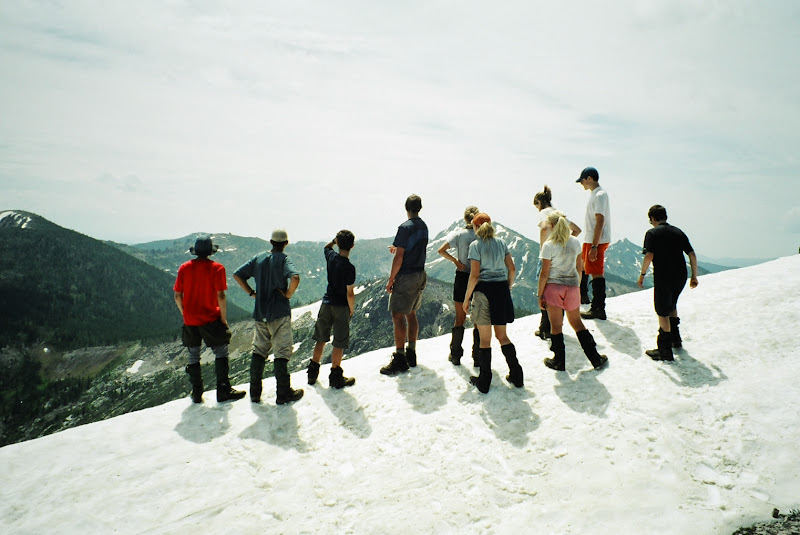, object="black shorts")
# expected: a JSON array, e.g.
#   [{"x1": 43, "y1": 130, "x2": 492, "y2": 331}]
[
  {"x1": 653, "y1": 279, "x2": 686, "y2": 317},
  {"x1": 182, "y1": 318, "x2": 231, "y2": 348},
  {"x1": 453, "y1": 270, "x2": 470, "y2": 303}
]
